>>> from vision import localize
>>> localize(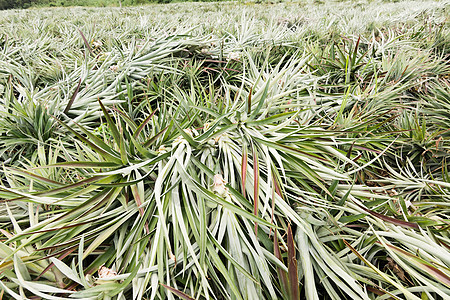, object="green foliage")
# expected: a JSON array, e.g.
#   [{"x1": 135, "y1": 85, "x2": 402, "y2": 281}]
[
  {"x1": 0, "y1": 1, "x2": 449, "y2": 299},
  {"x1": 0, "y1": 0, "x2": 31, "y2": 9},
  {"x1": 0, "y1": 0, "x2": 227, "y2": 9}
]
